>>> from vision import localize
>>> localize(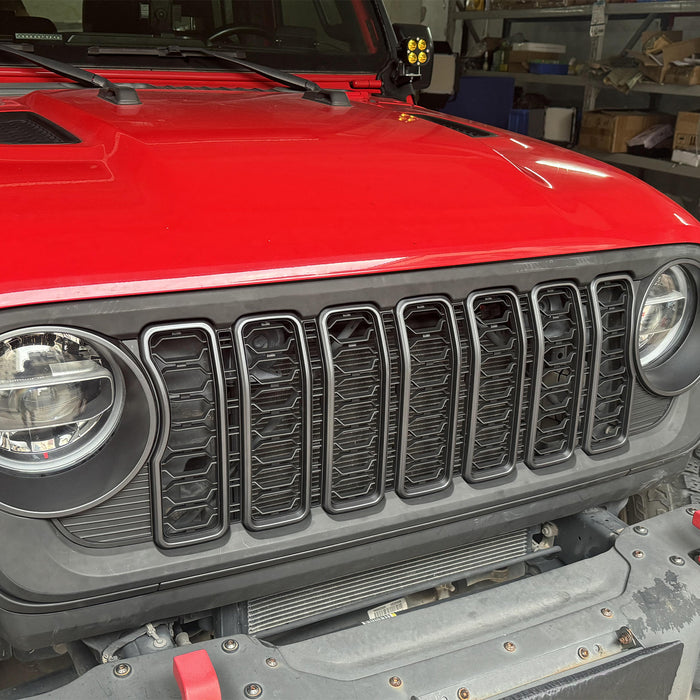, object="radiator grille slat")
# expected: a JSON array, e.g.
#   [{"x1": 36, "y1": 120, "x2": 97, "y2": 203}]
[
  {"x1": 247, "y1": 529, "x2": 530, "y2": 634},
  {"x1": 236, "y1": 316, "x2": 311, "y2": 530},
  {"x1": 320, "y1": 307, "x2": 389, "y2": 513},
  {"x1": 585, "y1": 277, "x2": 635, "y2": 453},
  {"x1": 528, "y1": 284, "x2": 586, "y2": 468},
  {"x1": 396, "y1": 298, "x2": 461, "y2": 496},
  {"x1": 465, "y1": 291, "x2": 526, "y2": 481},
  {"x1": 143, "y1": 323, "x2": 228, "y2": 547}
]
